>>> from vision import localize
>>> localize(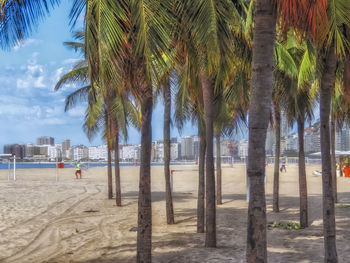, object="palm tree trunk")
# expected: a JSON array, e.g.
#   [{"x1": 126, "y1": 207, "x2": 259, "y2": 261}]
[
  {"x1": 216, "y1": 133, "x2": 222, "y2": 205},
  {"x1": 297, "y1": 117, "x2": 308, "y2": 228},
  {"x1": 246, "y1": 1, "x2": 276, "y2": 262},
  {"x1": 197, "y1": 124, "x2": 206, "y2": 233},
  {"x1": 200, "y1": 72, "x2": 216, "y2": 248},
  {"x1": 330, "y1": 114, "x2": 338, "y2": 203},
  {"x1": 105, "y1": 111, "x2": 113, "y2": 200},
  {"x1": 320, "y1": 46, "x2": 338, "y2": 262},
  {"x1": 163, "y1": 79, "x2": 175, "y2": 224},
  {"x1": 137, "y1": 92, "x2": 153, "y2": 263},
  {"x1": 114, "y1": 127, "x2": 121, "y2": 206},
  {"x1": 107, "y1": 145, "x2": 113, "y2": 199},
  {"x1": 273, "y1": 102, "x2": 281, "y2": 212}
]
